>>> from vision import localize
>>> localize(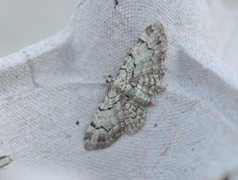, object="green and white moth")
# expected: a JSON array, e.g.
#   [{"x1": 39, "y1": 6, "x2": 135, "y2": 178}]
[{"x1": 84, "y1": 23, "x2": 168, "y2": 150}]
